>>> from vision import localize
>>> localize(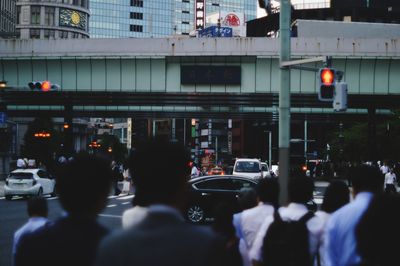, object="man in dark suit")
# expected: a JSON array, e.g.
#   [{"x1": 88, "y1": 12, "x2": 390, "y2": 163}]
[
  {"x1": 96, "y1": 139, "x2": 224, "y2": 266},
  {"x1": 15, "y1": 154, "x2": 113, "y2": 266}
]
